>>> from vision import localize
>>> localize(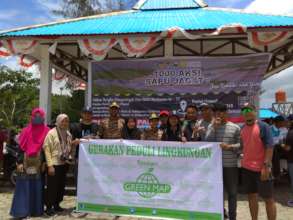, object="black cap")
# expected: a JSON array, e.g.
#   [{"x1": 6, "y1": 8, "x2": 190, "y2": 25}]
[
  {"x1": 199, "y1": 103, "x2": 214, "y2": 110},
  {"x1": 214, "y1": 102, "x2": 228, "y2": 112},
  {"x1": 274, "y1": 115, "x2": 285, "y2": 122},
  {"x1": 82, "y1": 106, "x2": 93, "y2": 113}
]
